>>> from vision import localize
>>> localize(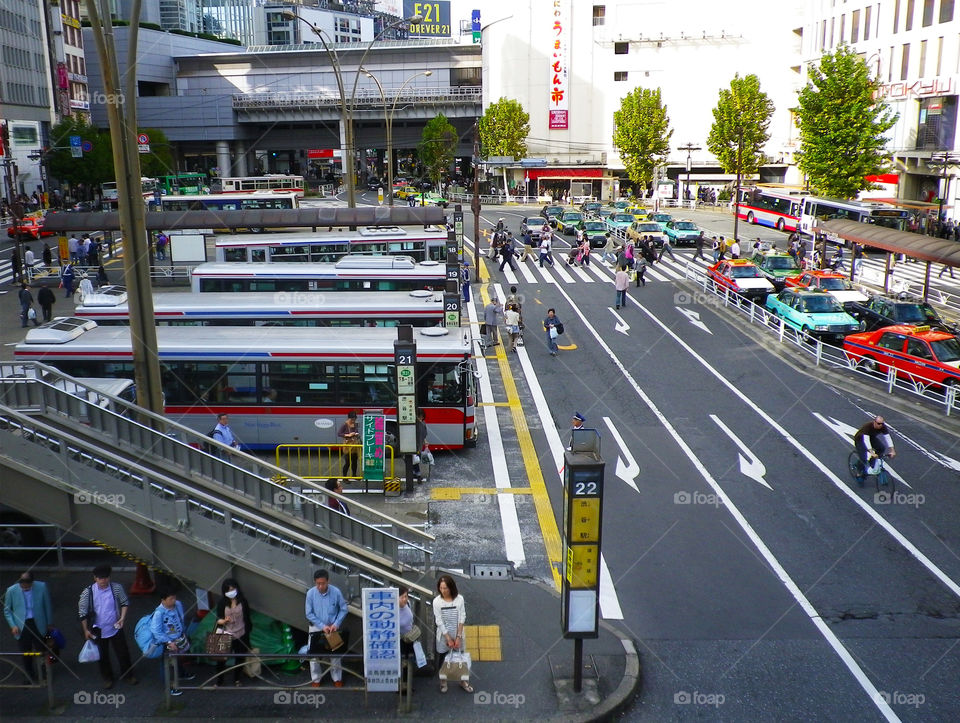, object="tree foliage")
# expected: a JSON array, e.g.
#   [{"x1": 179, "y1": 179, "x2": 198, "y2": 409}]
[
  {"x1": 612, "y1": 87, "x2": 672, "y2": 189},
  {"x1": 47, "y1": 119, "x2": 175, "y2": 192},
  {"x1": 707, "y1": 74, "x2": 774, "y2": 176},
  {"x1": 418, "y1": 113, "x2": 458, "y2": 188},
  {"x1": 796, "y1": 45, "x2": 897, "y2": 198},
  {"x1": 477, "y1": 97, "x2": 530, "y2": 160}
]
